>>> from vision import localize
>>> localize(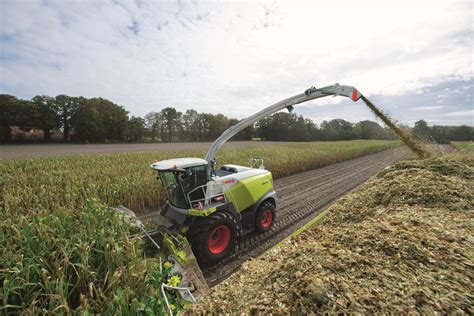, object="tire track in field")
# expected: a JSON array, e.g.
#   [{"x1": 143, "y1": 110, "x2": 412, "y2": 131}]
[{"x1": 202, "y1": 146, "x2": 412, "y2": 286}]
